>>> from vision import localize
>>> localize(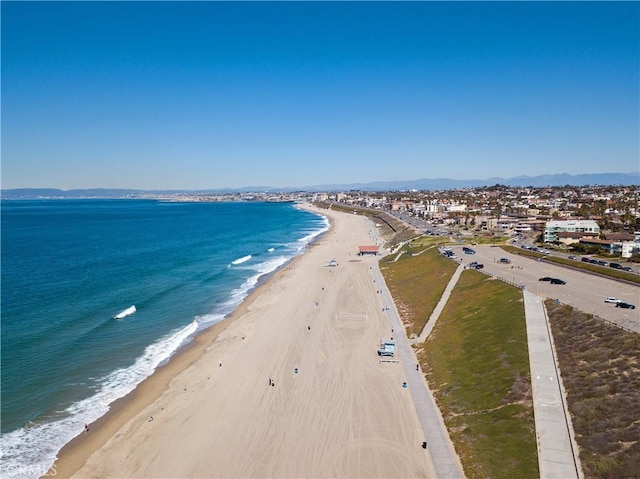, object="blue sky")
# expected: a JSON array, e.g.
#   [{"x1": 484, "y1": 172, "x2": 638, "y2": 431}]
[{"x1": 2, "y1": 1, "x2": 638, "y2": 190}]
